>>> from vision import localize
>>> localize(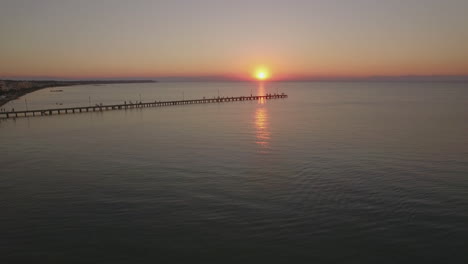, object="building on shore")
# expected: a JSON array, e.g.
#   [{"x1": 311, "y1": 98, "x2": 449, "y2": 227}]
[
  {"x1": 0, "y1": 81, "x2": 34, "y2": 91},
  {"x1": 0, "y1": 81, "x2": 6, "y2": 91},
  {"x1": 16, "y1": 81, "x2": 33, "y2": 90}
]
